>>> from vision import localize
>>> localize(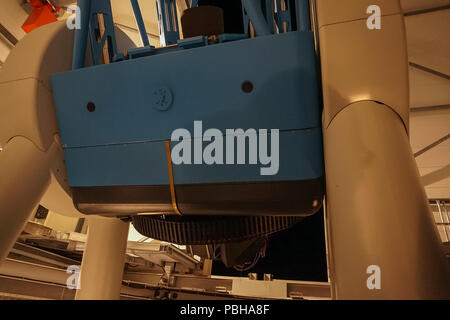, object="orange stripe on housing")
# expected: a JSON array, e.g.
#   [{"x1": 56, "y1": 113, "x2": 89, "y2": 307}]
[{"x1": 165, "y1": 140, "x2": 183, "y2": 215}]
